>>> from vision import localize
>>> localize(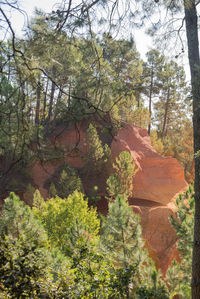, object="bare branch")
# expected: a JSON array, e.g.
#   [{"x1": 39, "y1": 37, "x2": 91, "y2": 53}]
[{"x1": 56, "y1": 0, "x2": 72, "y2": 31}]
